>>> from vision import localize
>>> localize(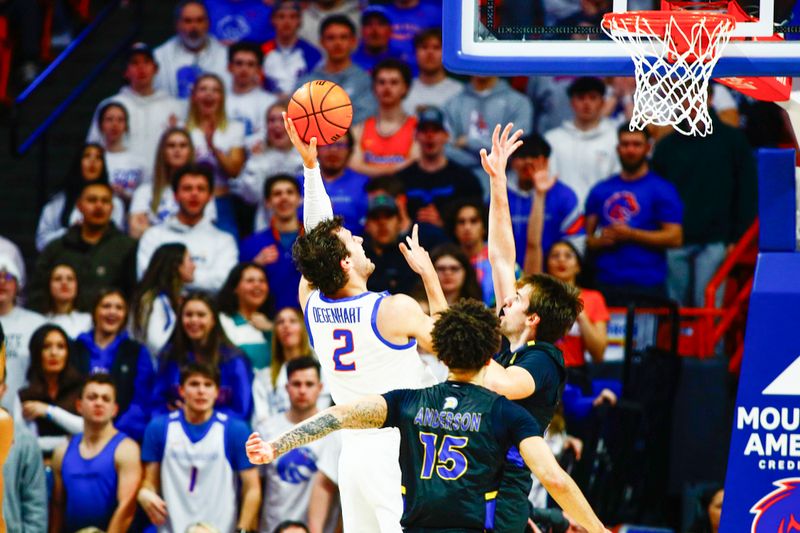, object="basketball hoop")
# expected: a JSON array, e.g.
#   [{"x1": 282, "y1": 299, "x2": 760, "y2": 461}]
[{"x1": 602, "y1": 10, "x2": 736, "y2": 136}]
